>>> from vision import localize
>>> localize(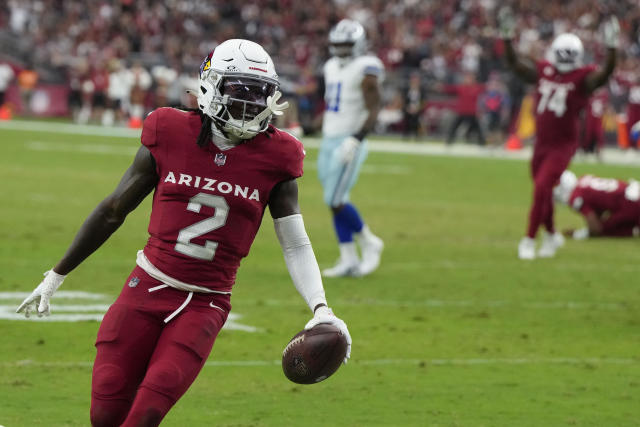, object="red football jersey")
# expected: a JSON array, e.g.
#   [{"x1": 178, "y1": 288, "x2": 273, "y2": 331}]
[
  {"x1": 534, "y1": 61, "x2": 596, "y2": 147},
  {"x1": 587, "y1": 89, "x2": 608, "y2": 120},
  {"x1": 569, "y1": 175, "x2": 640, "y2": 220},
  {"x1": 140, "y1": 108, "x2": 305, "y2": 292},
  {"x1": 626, "y1": 81, "x2": 640, "y2": 127}
]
